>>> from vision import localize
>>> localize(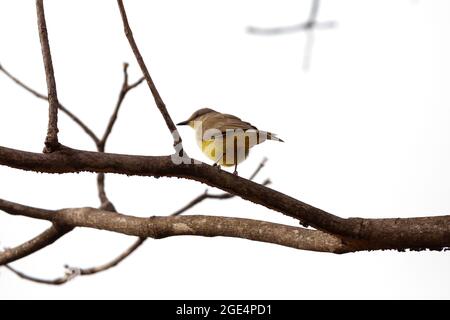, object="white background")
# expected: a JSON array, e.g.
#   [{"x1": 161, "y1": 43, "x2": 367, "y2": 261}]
[{"x1": 1, "y1": 0, "x2": 450, "y2": 299}]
